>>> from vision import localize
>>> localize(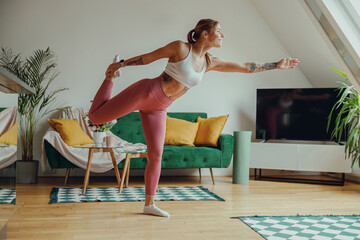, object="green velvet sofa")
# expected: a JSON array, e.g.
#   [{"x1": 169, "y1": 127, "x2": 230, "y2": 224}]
[{"x1": 44, "y1": 112, "x2": 234, "y2": 184}]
